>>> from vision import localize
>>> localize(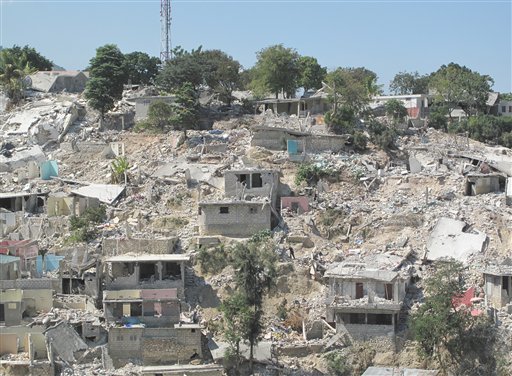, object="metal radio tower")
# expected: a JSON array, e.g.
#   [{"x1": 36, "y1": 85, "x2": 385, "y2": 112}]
[{"x1": 160, "y1": 0, "x2": 172, "y2": 62}]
